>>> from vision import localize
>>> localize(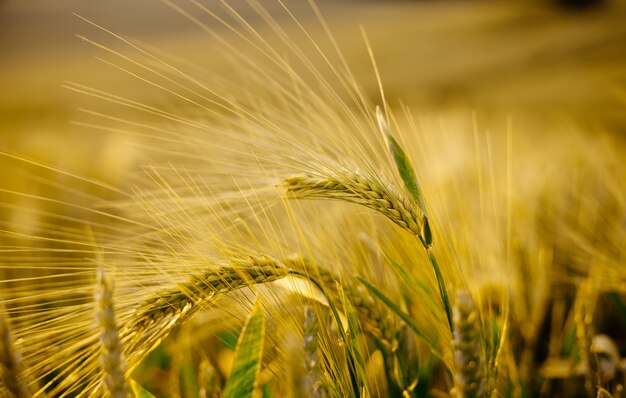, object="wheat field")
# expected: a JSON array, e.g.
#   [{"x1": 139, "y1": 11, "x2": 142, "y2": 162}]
[{"x1": 0, "y1": 0, "x2": 625, "y2": 397}]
